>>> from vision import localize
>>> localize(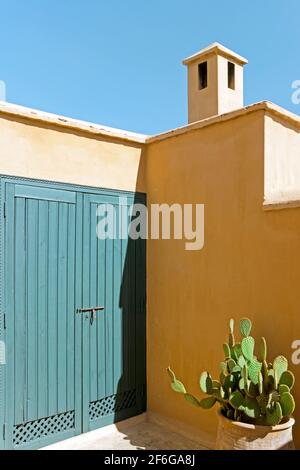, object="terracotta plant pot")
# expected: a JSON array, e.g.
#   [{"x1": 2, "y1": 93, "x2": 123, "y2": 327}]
[{"x1": 215, "y1": 410, "x2": 295, "y2": 450}]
